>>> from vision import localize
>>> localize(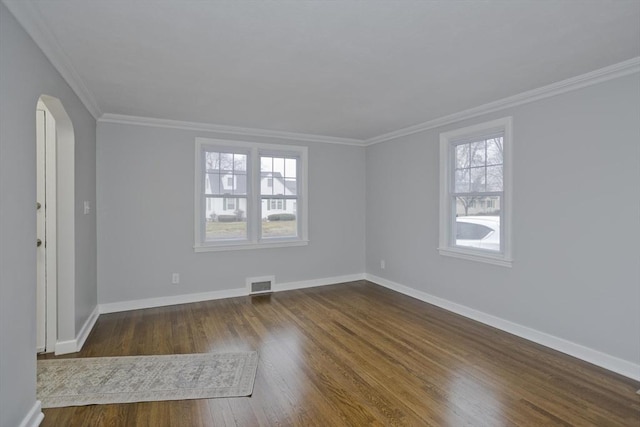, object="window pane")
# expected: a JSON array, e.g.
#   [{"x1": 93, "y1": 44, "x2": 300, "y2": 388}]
[
  {"x1": 219, "y1": 153, "x2": 234, "y2": 172},
  {"x1": 261, "y1": 173, "x2": 273, "y2": 195},
  {"x1": 261, "y1": 157, "x2": 277, "y2": 195},
  {"x1": 272, "y1": 176, "x2": 285, "y2": 194},
  {"x1": 284, "y1": 178, "x2": 297, "y2": 195},
  {"x1": 273, "y1": 157, "x2": 285, "y2": 176},
  {"x1": 234, "y1": 154, "x2": 247, "y2": 171},
  {"x1": 486, "y1": 138, "x2": 503, "y2": 165},
  {"x1": 456, "y1": 195, "x2": 500, "y2": 216},
  {"x1": 486, "y1": 165, "x2": 503, "y2": 191},
  {"x1": 232, "y1": 174, "x2": 247, "y2": 196},
  {"x1": 205, "y1": 173, "x2": 221, "y2": 195},
  {"x1": 455, "y1": 196, "x2": 500, "y2": 251},
  {"x1": 205, "y1": 151, "x2": 219, "y2": 170},
  {"x1": 261, "y1": 156, "x2": 273, "y2": 172},
  {"x1": 470, "y1": 140, "x2": 486, "y2": 167},
  {"x1": 261, "y1": 198, "x2": 297, "y2": 238},
  {"x1": 205, "y1": 197, "x2": 247, "y2": 240},
  {"x1": 470, "y1": 167, "x2": 486, "y2": 192},
  {"x1": 455, "y1": 144, "x2": 470, "y2": 168},
  {"x1": 285, "y1": 158, "x2": 297, "y2": 178},
  {"x1": 455, "y1": 169, "x2": 470, "y2": 193}
]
